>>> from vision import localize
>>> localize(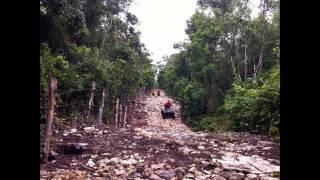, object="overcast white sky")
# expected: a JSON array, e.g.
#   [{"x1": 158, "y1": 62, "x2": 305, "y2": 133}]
[{"x1": 129, "y1": 0, "x2": 261, "y2": 65}]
